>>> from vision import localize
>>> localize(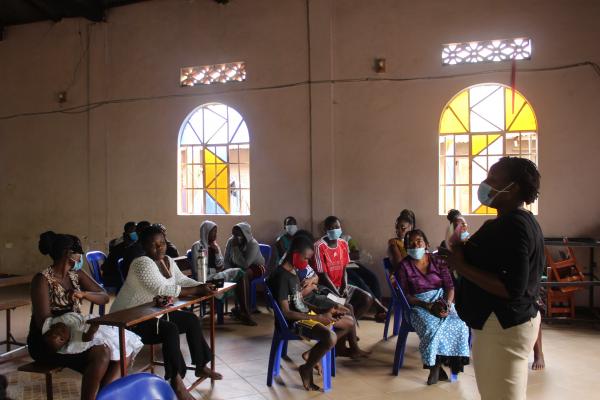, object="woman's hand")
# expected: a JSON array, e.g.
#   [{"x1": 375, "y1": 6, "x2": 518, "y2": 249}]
[
  {"x1": 430, "y1": 301, "x2": 449, "y2": 318},
  {"x1": 197, "y1": 283, "x2": 217, "y2": 296},
  {"x1": 334, "y1": 304, "x2": 350, "y2": 315},
  {"x1": 442, "y1": 244, "x2": 466, "y2": 272}
]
